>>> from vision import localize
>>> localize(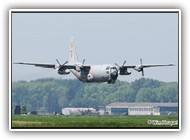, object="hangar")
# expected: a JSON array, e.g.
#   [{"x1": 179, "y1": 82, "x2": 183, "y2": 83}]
[{"x1": 106, "y1": 102, "x2": 178, "y2": 116}]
